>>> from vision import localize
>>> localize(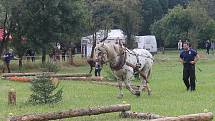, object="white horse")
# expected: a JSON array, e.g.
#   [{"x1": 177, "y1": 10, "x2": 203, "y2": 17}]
[{"x1": 94, "y1": 42, "x2": 154, "y2": 98}]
